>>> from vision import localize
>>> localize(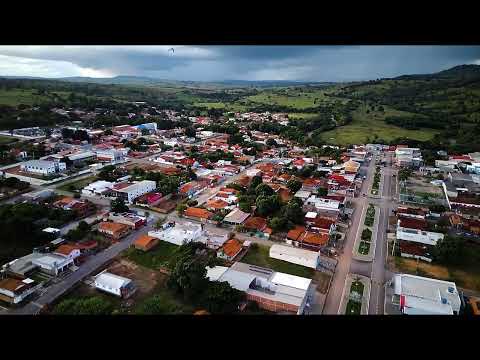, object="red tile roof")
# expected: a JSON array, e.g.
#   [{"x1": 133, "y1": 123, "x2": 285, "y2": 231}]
[
  {"x1": 243, "y1": 217, "x2": 268, "y2": 232},
  {"x1": 184, "y1": 207, "x2": 213, "y2": 220},
  {"x1": 287, "y1": 225, "x2": 306, "y2": 241},
  {"x1": 220, "y1": 239, "x2": 242, "y2": 258},
  {"x1": 398, "y1": 217, "x2": 428, "y2": 231}
]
